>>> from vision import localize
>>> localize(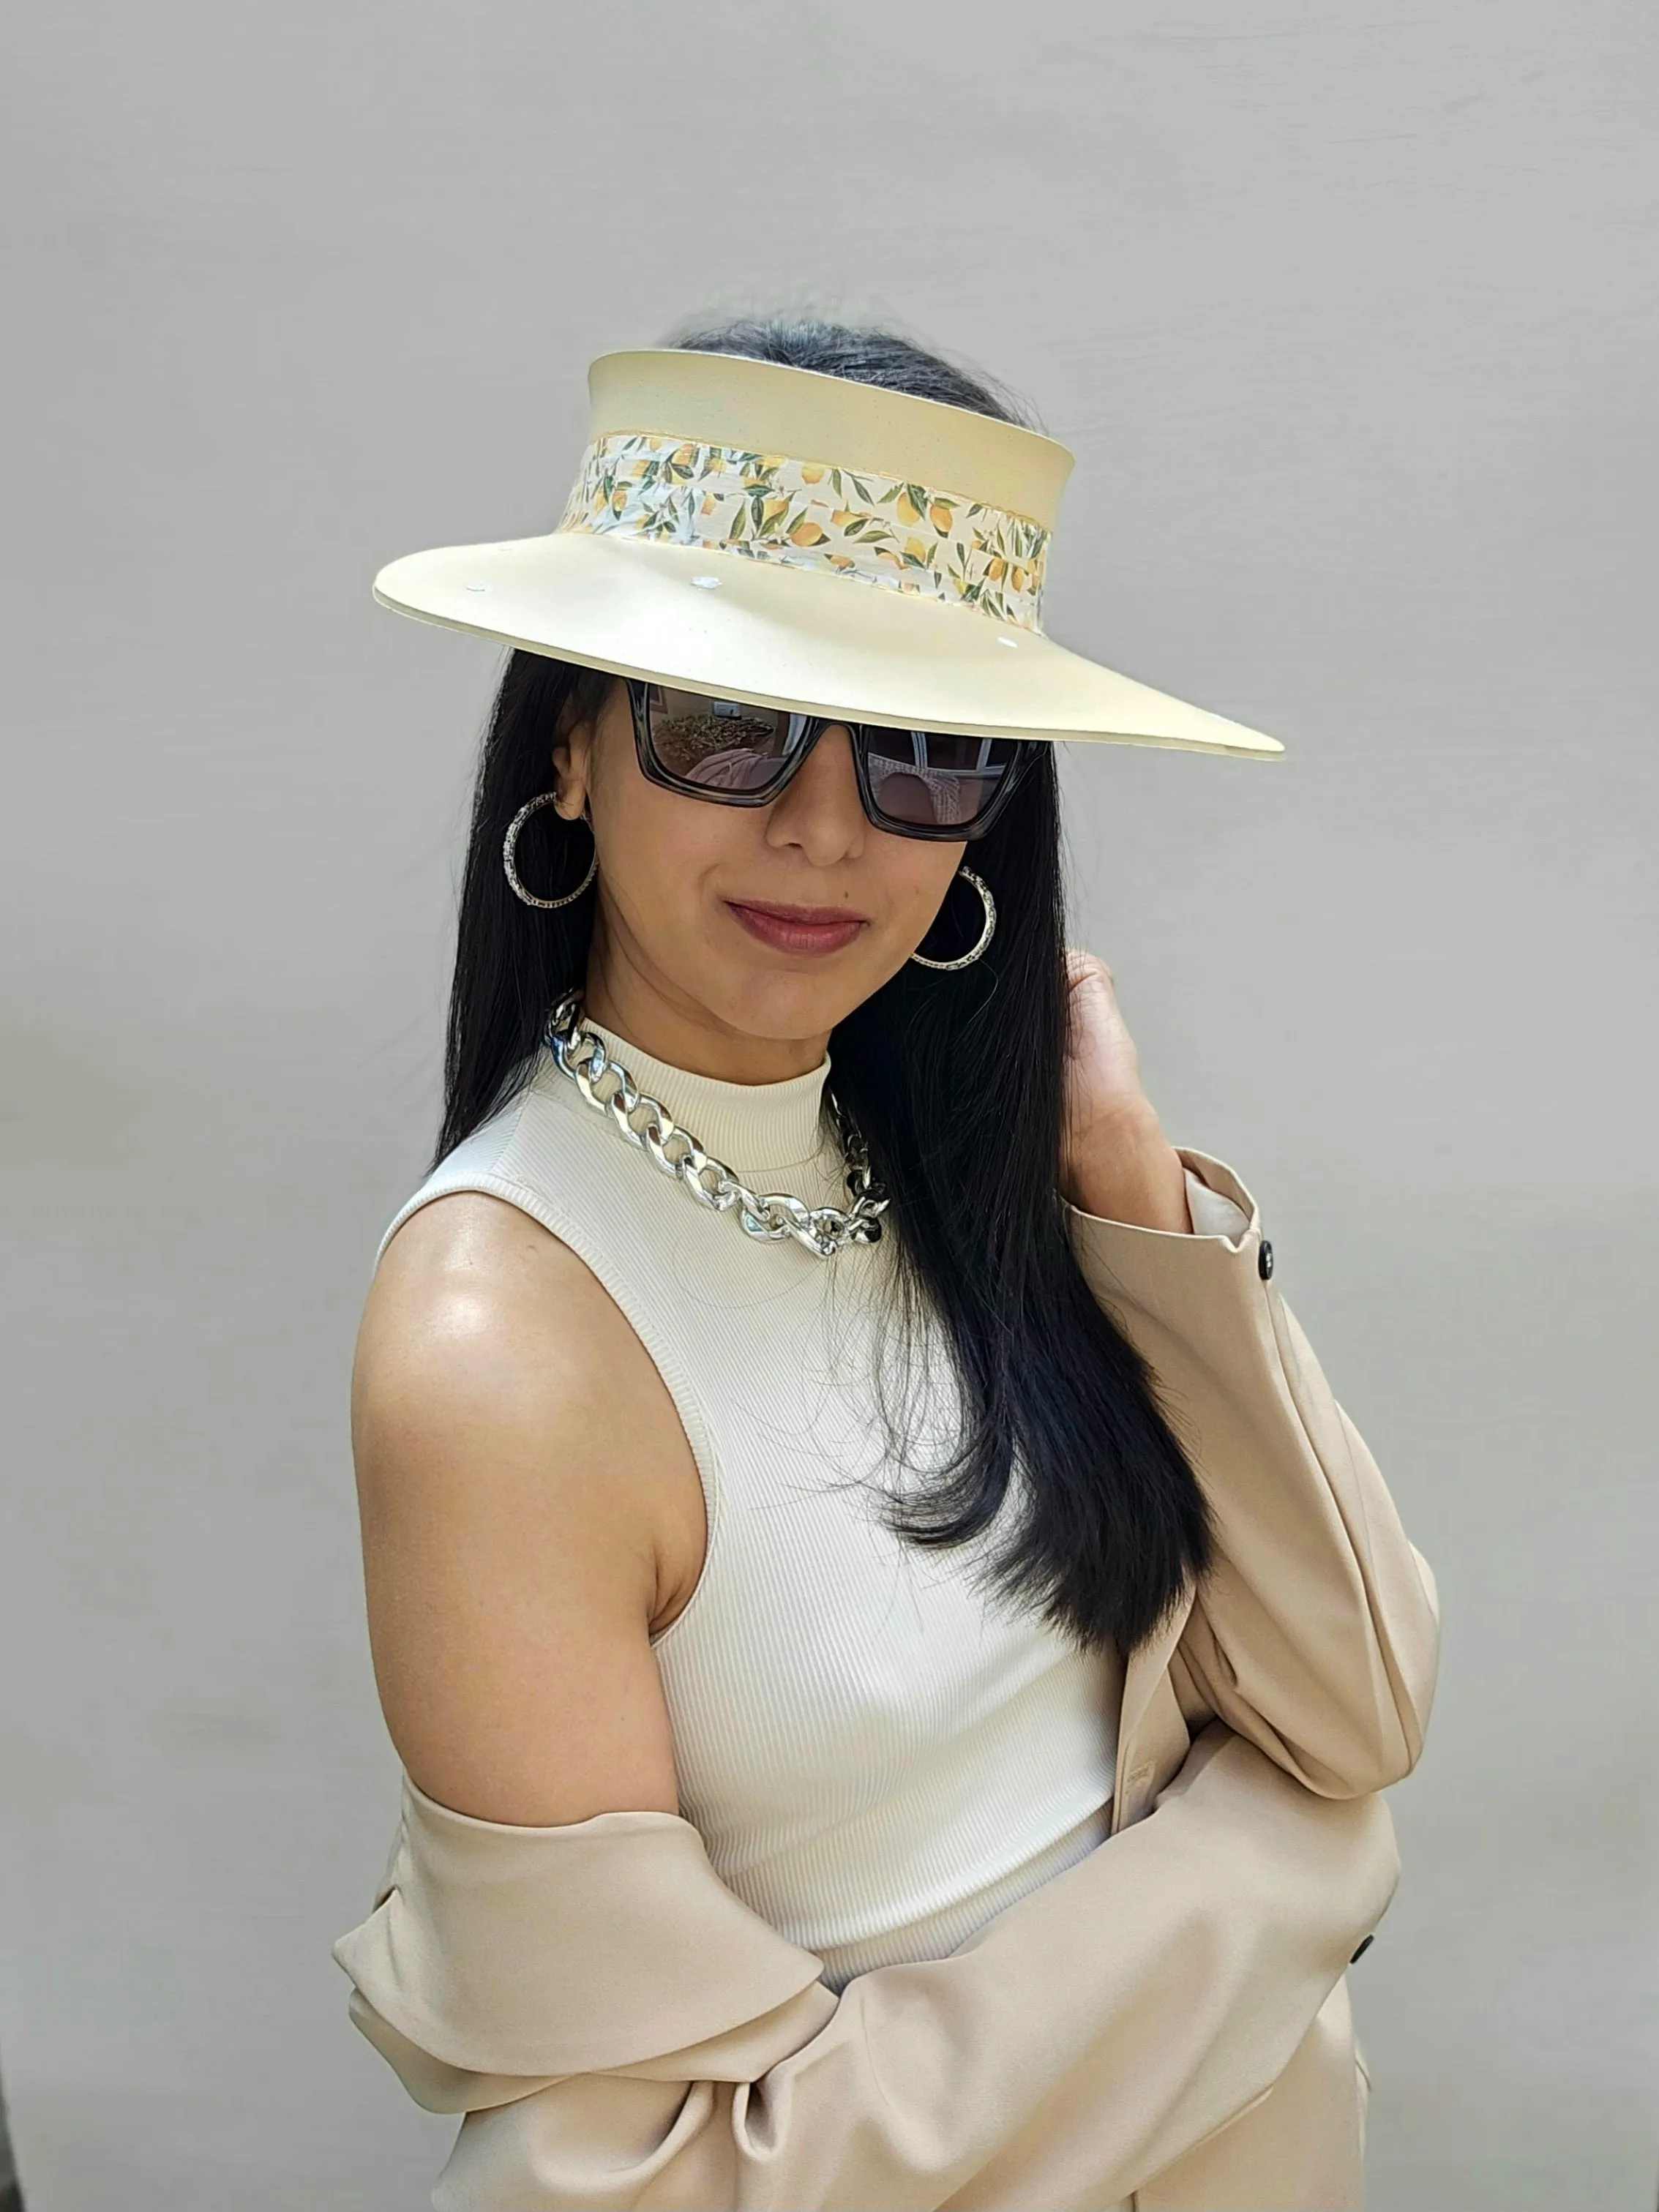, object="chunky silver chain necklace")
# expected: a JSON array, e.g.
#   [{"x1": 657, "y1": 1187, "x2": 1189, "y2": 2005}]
[{"x1": 544, "y1": 994, "x2": 889, "y2": 1258}]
